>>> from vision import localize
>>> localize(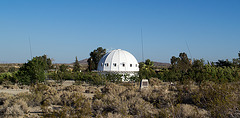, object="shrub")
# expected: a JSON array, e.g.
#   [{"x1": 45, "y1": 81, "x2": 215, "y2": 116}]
[
  {"x1": 3, "y1": 98, "x2": 29, "y2": 117},
  {"x1": 191, "y1": 81, "x2": 239, "y2": 117},
  {"x1": 149, "y1": 78, "x2": 162, "y2": 86},
  {"x1": 5, "y1": 104, "x2": 24, "y2": 117},
  {"x1": 63, "y1": 85, "x2": 84, "y2": 93},
  {"x1": 43, "y1": 91, "x2": 92, "y2": 117}
]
